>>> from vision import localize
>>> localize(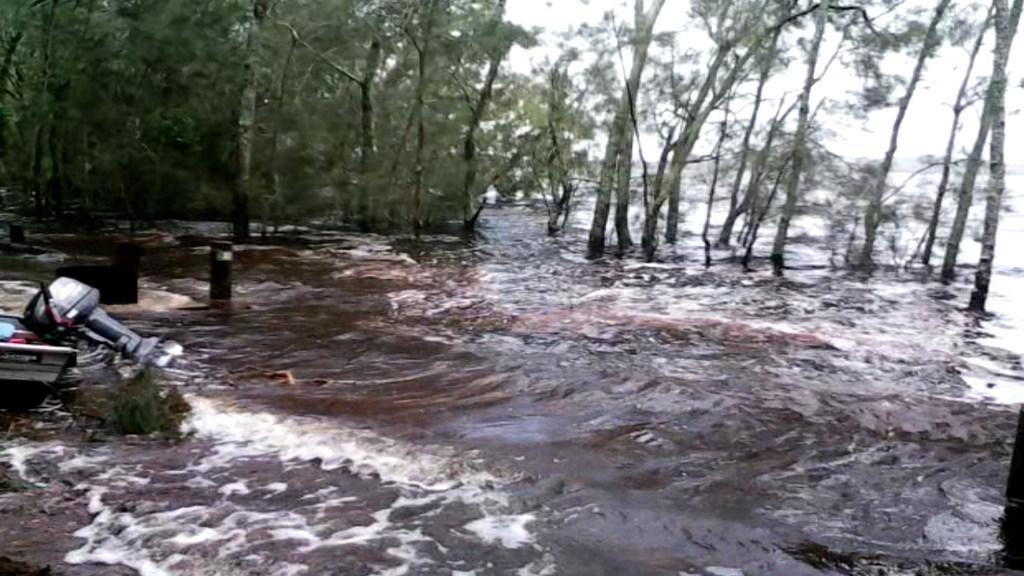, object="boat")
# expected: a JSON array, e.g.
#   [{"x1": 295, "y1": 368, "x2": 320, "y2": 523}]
[{"x1": 1, "y1": 277, "x2": 167, "y2": 410}]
